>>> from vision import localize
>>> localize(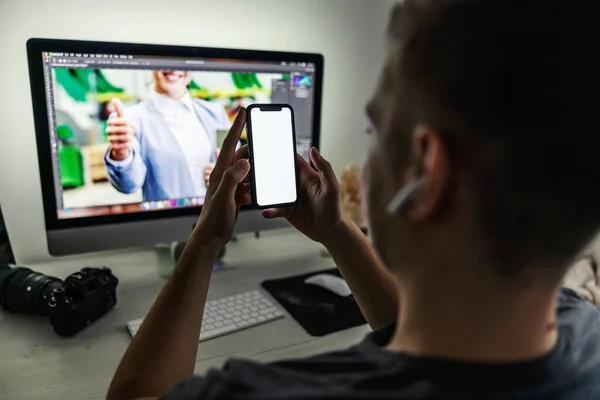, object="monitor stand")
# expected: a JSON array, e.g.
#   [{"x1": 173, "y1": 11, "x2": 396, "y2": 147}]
[
  {"x1": 320, "y1": 247, "x2": 331, "y2": 258},
  {"x1": 155, "y1": 238, "x2": 242, "y2": 278}
]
